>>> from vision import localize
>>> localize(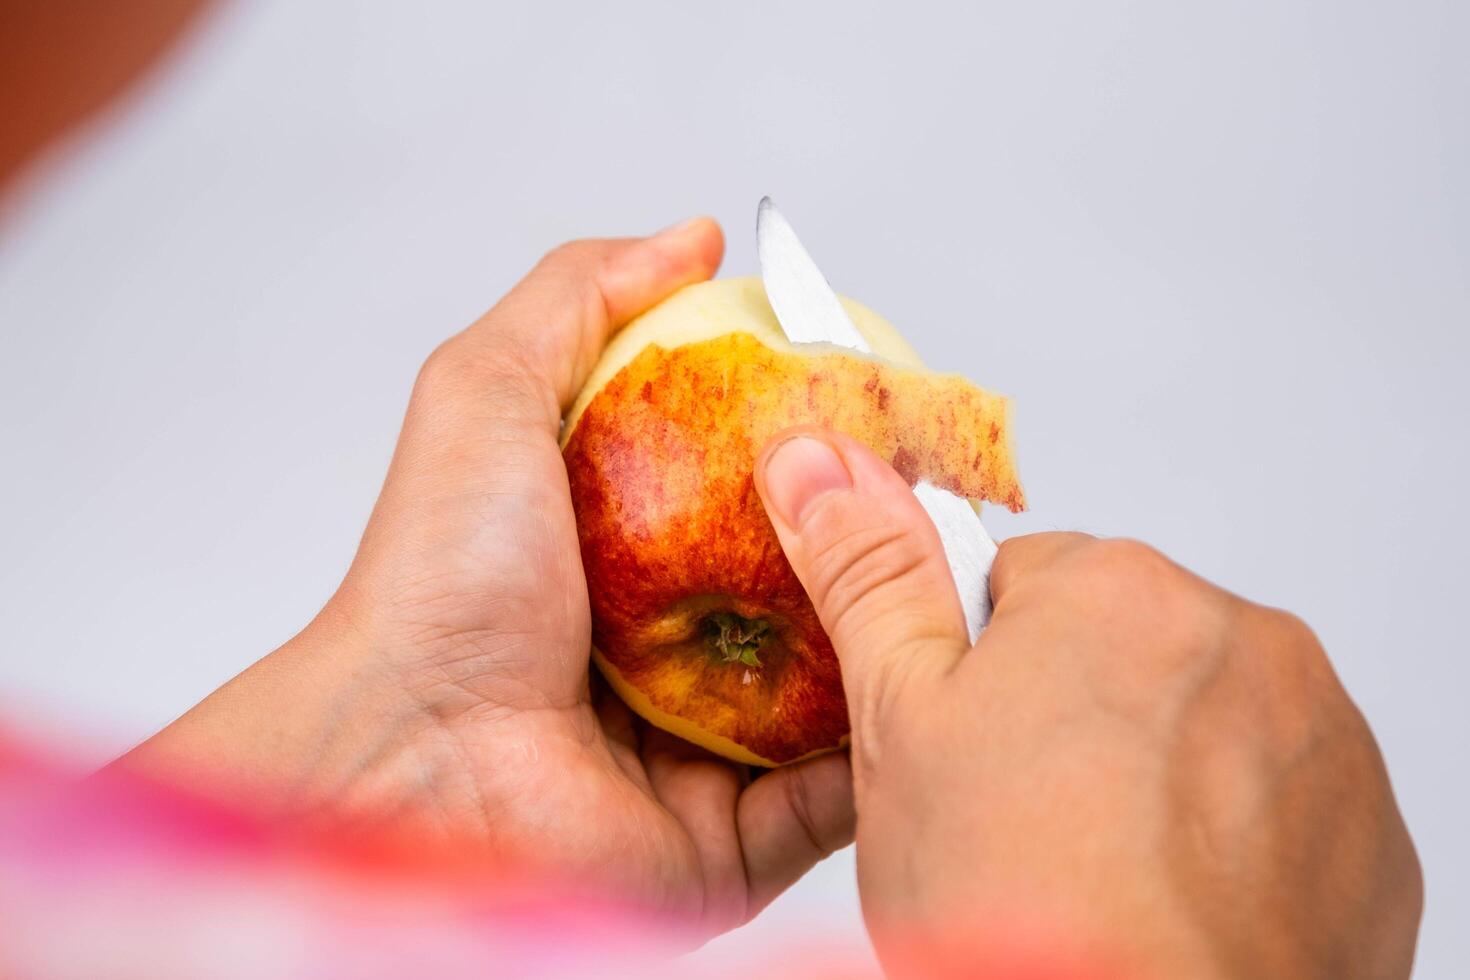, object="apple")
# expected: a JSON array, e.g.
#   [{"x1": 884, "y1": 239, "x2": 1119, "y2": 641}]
[{"x1": 562, "y1": 277, "x2": 1024, "y2": 766}]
